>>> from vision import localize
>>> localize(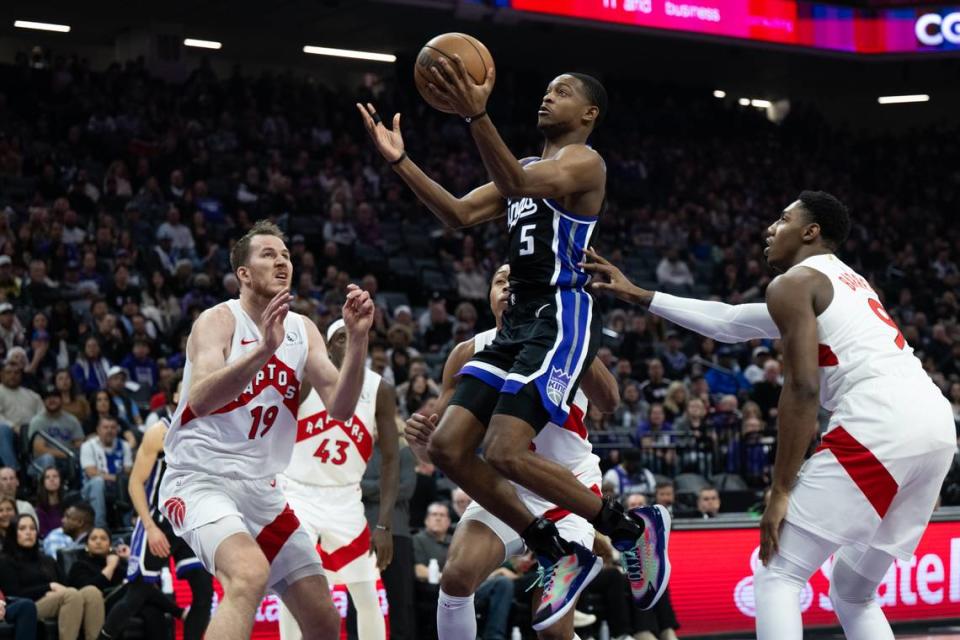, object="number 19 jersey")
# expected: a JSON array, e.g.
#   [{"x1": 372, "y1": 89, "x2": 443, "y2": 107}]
[
  {"x1": 164, "y1": 299, "x2": 309, "y2": 479},
  {"x1": 283, "y1": 369, "x2": 381, "y2": 487},
  {"x1": 791, "y1": 254, "x2": 954, "y2": 457}
]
